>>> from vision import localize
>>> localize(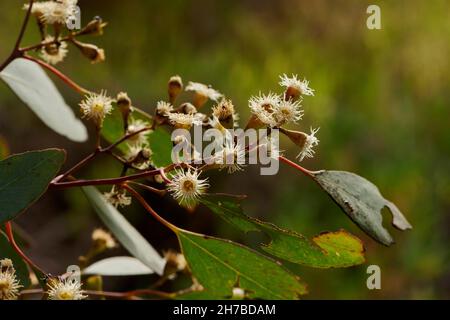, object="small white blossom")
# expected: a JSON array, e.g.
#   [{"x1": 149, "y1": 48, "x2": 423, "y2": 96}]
[
  {"x1": 167, "y1": 169, "x2": 209, "y2": 208},
  {"x1": 156, "y1": 101, "x2": 174, "y2": 116},
  {"x1": 39, "y1": 36, "x2": 68, "y2": 65},
  {"x1": 273, "y1": 99, "x2": 304, "y2": 125},
  {"x1": 168, "y1": 113, "x2": 202, "y2": 129},
  {"x1": 39, "y1": 1, "x2": 76, "y2": 25},
  {"x1": 124, "y1": 144, "x2": 153, "y2": 170},
  {"x1": 47, "y1": 278, "x2": 86, "y2": 300},
  {"x1": 279, "y1": 74, "x2": 315, "y2": 97},
  {"x1": 248, "y1": 93, "x2": 281, "y2": 127},
  {"x1": 79, "y1": 91, "x2": 114, "y2": 125},
  {"x1": 296, "y1": 127, "x2": 320, "y2": 162},
  {"x1": 232, "y1": 287, "x2": 245, "y2": 299},
  {"x1": 0, "y1": 266, "x2": 22, "y2": 300},
  {"x1": 92, "y1": 228, "x2": 116, "y2": 249},
  {"x1": 186, "y1": 82, "x2": 222, "y2": 102},
  {"x1": 214, "y1": 140, "x2": 246, "y2": 174},
  {"x1": 126, "y1": 118, "x2": 151, "y2": 146},
  {"x1": 103, "y1": 186, "x2": 132, "y2": 208}
]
